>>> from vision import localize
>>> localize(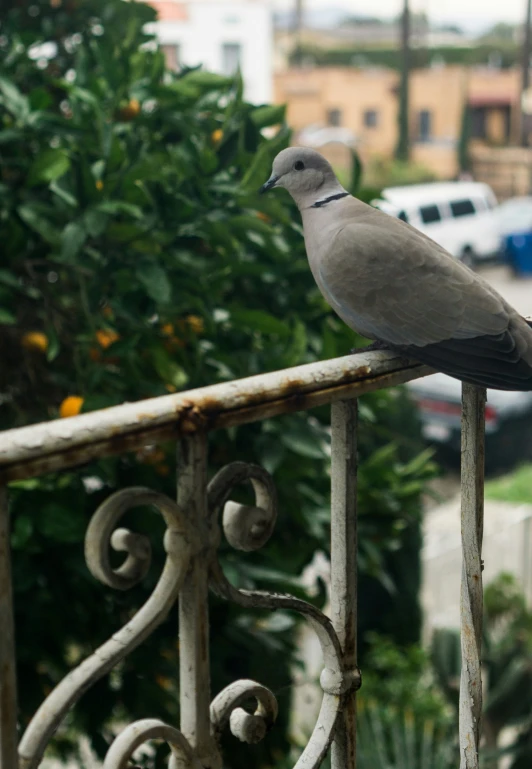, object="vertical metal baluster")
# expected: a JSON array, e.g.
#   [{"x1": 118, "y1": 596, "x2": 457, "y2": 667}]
[
  {"x1": 177, "y1": 434, "x2": 220, "y2": 769},
  {"x1": 330, "y1": 400, "x2": 358, "y2": 769},
  {"x1": 0, "y1": 486, "x2": 18, "y2": 768},
  {"x1": 459, "y1": 384, "x2": 486, "y2": 769}
]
